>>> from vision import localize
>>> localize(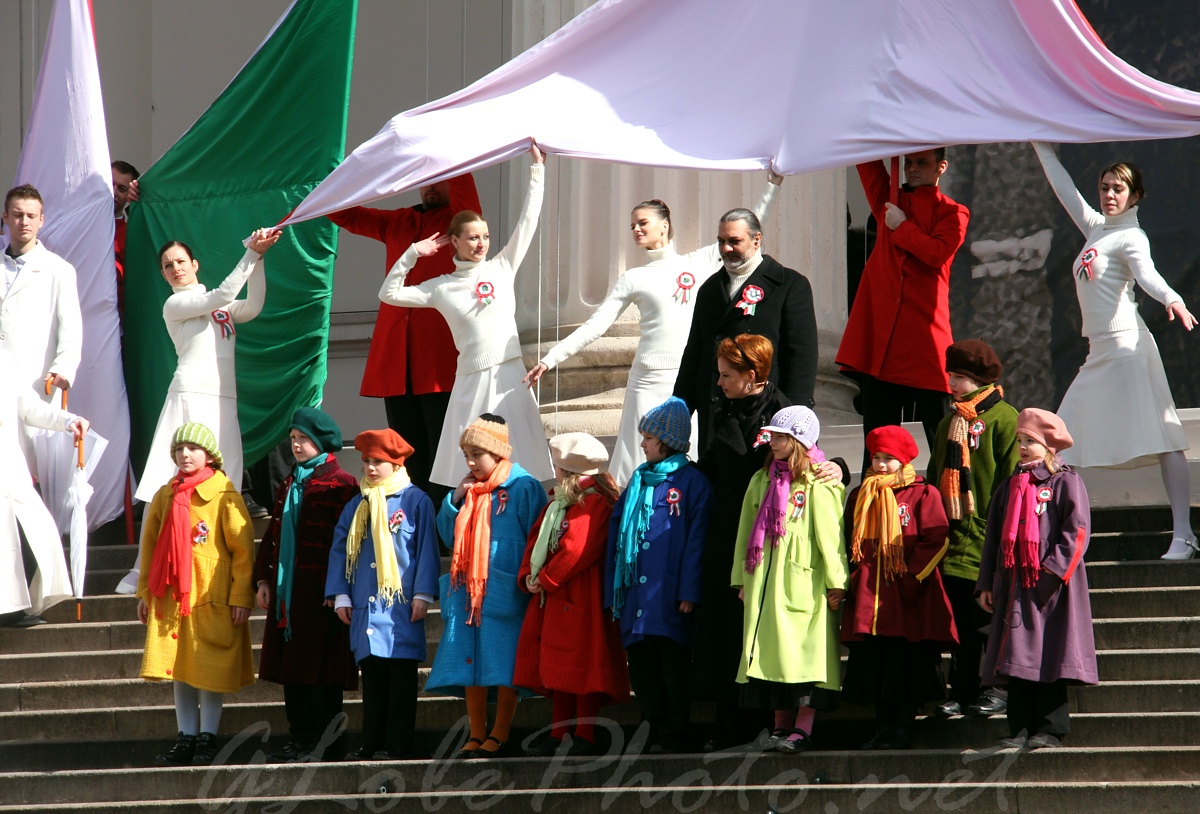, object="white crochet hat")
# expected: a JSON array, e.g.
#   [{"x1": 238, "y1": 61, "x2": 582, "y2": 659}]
[{"x1": 761, "y1": 406, "x2": 820, "y2": 450}]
